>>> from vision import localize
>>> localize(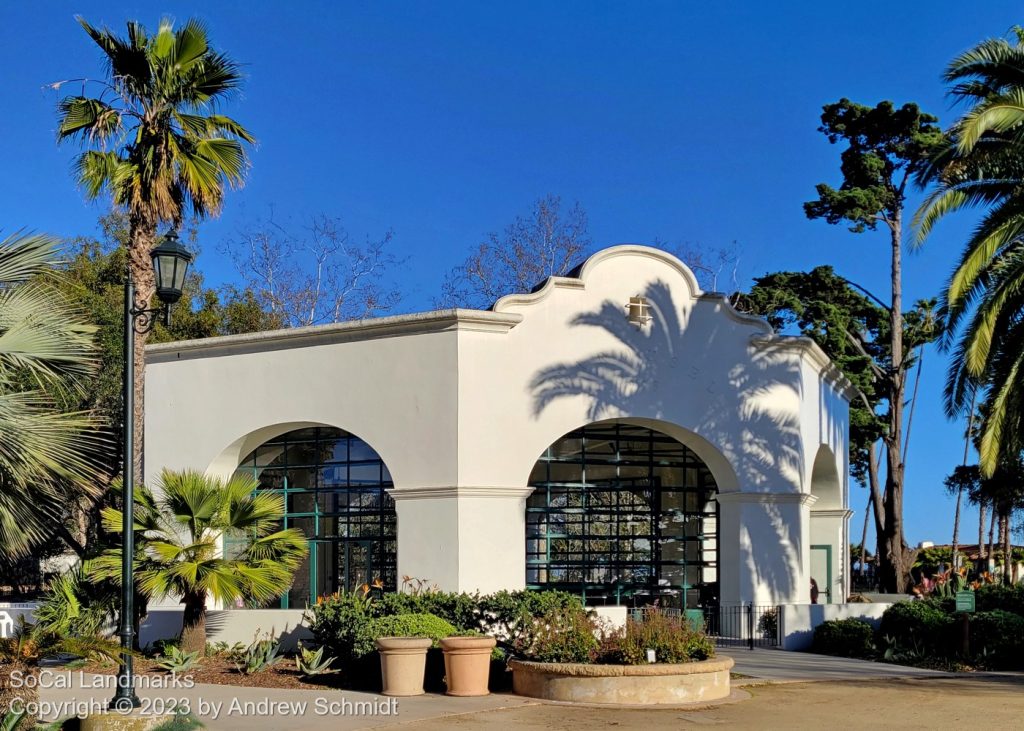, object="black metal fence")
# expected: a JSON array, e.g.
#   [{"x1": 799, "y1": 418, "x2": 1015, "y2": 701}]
[
  {"x1": 702, "y1": 604, "x2": 781, "y2": 648},
  {"x1": 627, "y1": 603, "x2": 781, "y2": 649}
]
